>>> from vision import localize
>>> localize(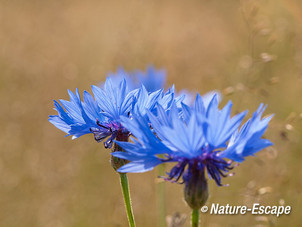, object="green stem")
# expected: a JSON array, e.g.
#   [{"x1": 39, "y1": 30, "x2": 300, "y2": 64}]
[
  {"x1": 119, "y1": 173, "x2": 136, "y2": 227},
  {"x1": 191, "y1": 209, "x2": 200, "y2": 227},
  {"x1": 157, "y1": 164, "x2": 166, "y2": 227}
]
